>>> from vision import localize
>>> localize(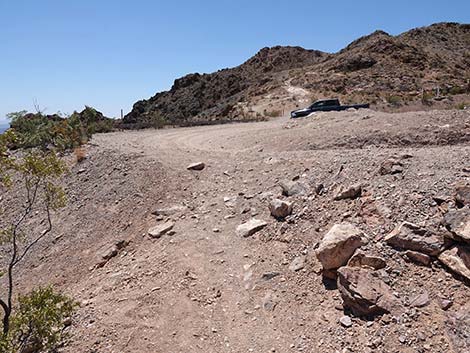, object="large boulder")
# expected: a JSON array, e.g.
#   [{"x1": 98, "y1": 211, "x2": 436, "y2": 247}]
[
  {"x1": 316, "y1": 223, "x2": 368, "y2": 270},
  {"x1": 442, "y1": 208, "x2": 470, "y2": 243},
  {"x1": 337, "y1": 266, "x2": 403, "y2": 317},
  {"x1": 236, "y1": 219, "x2": 267, "y2": 237},
  {"x1": 269, "y1": 199, "x2": 293, "y2": 219},
  {"x1": 385, "y1": 222, "x2": 445, "y2": 256},
  {"x1": 438, "y1": 245, "x2": 470, "y2": 281}
]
